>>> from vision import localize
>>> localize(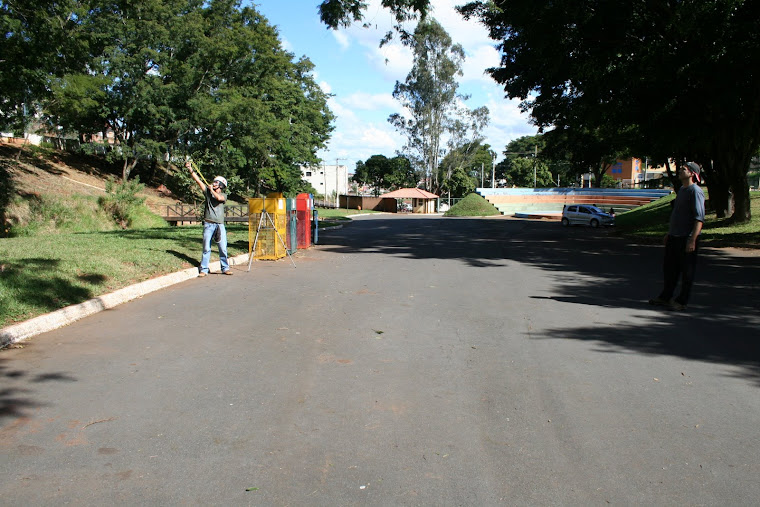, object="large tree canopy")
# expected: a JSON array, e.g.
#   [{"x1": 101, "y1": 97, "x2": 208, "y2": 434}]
[
  {"x1": 458, "y1": 0, "x2": 760, "y2": 221},
  {"x1": 3, "y1": 0, "x2": 334, "y2": 196}
]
